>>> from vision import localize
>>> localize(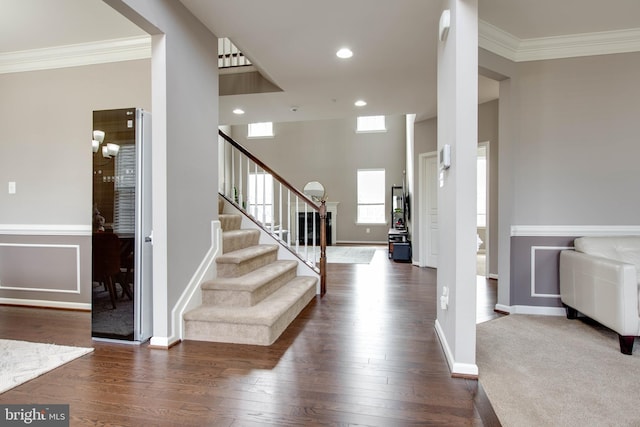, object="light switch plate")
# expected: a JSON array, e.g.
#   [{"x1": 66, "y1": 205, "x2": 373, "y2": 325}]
[{"x1": 8, "y1": 181, "x2": 16, "y2": 194}]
